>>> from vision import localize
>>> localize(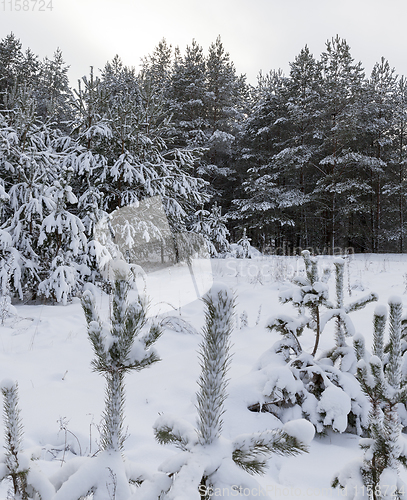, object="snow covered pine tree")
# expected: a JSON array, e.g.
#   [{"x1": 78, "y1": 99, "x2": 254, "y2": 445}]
[
  {"x1": 332, "y1": 297, "x2": 407, "y2": 500},
  {"x1": 252, "y1": 251, "x2": 377, "y2": 435},
  {"x1": 0, "y1": 379, "x2": 54, "y2": 499},
  {"x1": 150, "y1": 284, "x2": 313, "y2": 500},
  {"x1": 50, "y1": 260, "x2": 162, "y2": 499}
]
